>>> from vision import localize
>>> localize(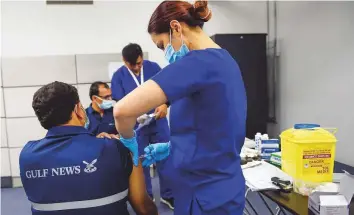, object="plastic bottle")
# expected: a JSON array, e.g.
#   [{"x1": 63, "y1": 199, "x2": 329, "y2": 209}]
[{"x1": 255, "y1": 132, "x2": 262, "y2": 154}]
